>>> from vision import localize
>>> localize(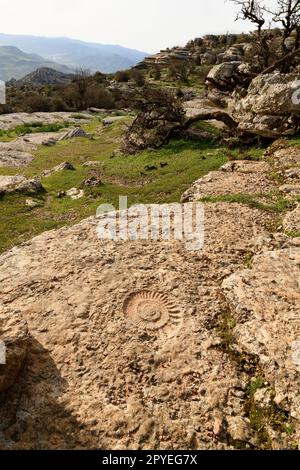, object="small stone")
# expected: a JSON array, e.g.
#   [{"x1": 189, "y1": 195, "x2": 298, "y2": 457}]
[
  {"x1": 226, "y1": 416, "x2": 251, "y2": 442},
  {"x1": 66, "y1": 187, "x2": 84, "y2": 199},
  {"x1": 25, "y1": 198, "x2": 39, "y2": 208}
]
